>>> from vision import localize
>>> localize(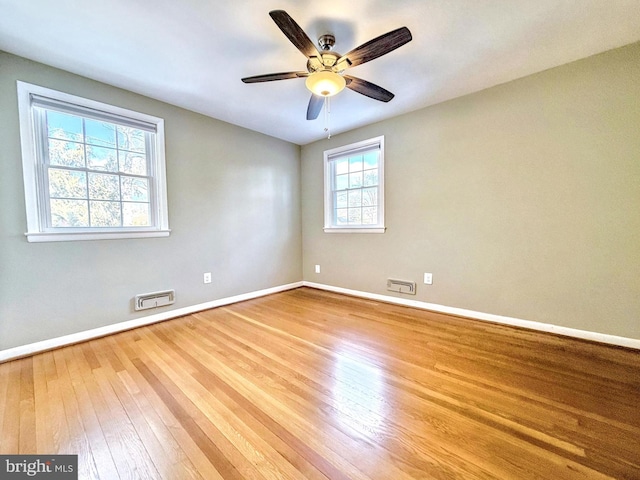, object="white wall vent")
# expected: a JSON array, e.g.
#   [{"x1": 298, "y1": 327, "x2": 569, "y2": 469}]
[
  {"x1": 135, "y1": 290, "x2": 175, "y2": 311},
  {"x1": 387, "y1": 279, "x2": 416, "y2": 295}
]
